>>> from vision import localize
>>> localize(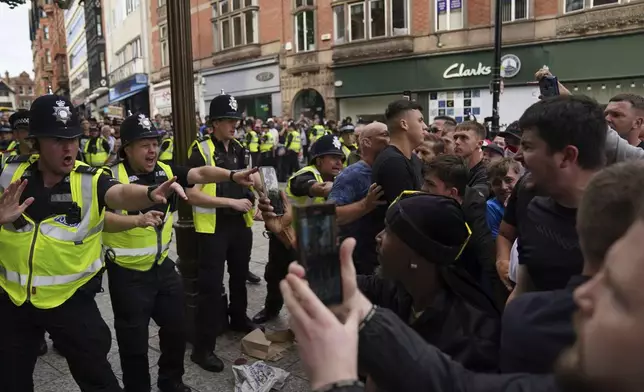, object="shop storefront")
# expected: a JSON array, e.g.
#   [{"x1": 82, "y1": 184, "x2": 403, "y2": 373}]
[
  {"x1": 334, "y1": 33, "x2": 644, "y2": 127},
  {"x1": 202, "y1": 58, "x2": 281, "y2": 120},
  {"x1": 108, "y1": 73, "x2": 150, "y2": 116},
  {"x1": 150, "y1": 78, "x2": 205, "y2": 119}
]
